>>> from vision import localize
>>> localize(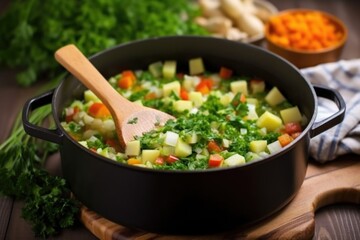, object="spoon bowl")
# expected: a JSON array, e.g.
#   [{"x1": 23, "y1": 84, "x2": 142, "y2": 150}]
[{"x1": 55, "y1": 44, "x2": 174, "y2": 148}]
